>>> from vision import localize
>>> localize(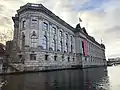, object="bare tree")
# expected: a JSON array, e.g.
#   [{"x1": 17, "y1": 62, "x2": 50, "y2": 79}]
[{"x1": 0, "y1": 28, "x2": 13, "y2": 44}]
